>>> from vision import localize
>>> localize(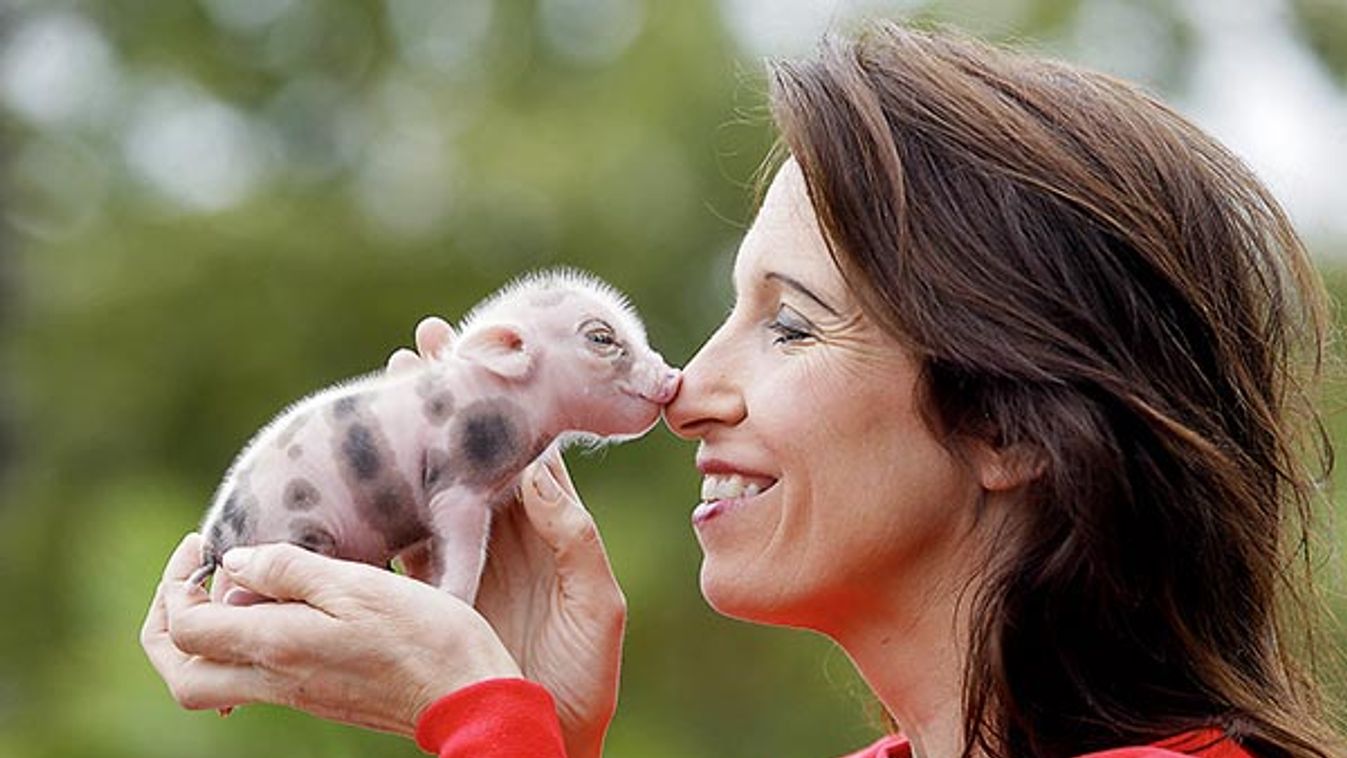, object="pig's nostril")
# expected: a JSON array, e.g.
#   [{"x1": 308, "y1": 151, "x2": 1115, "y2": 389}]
[{"x1": 650, "y1": 371, "x2": 682, "y2": 404}]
